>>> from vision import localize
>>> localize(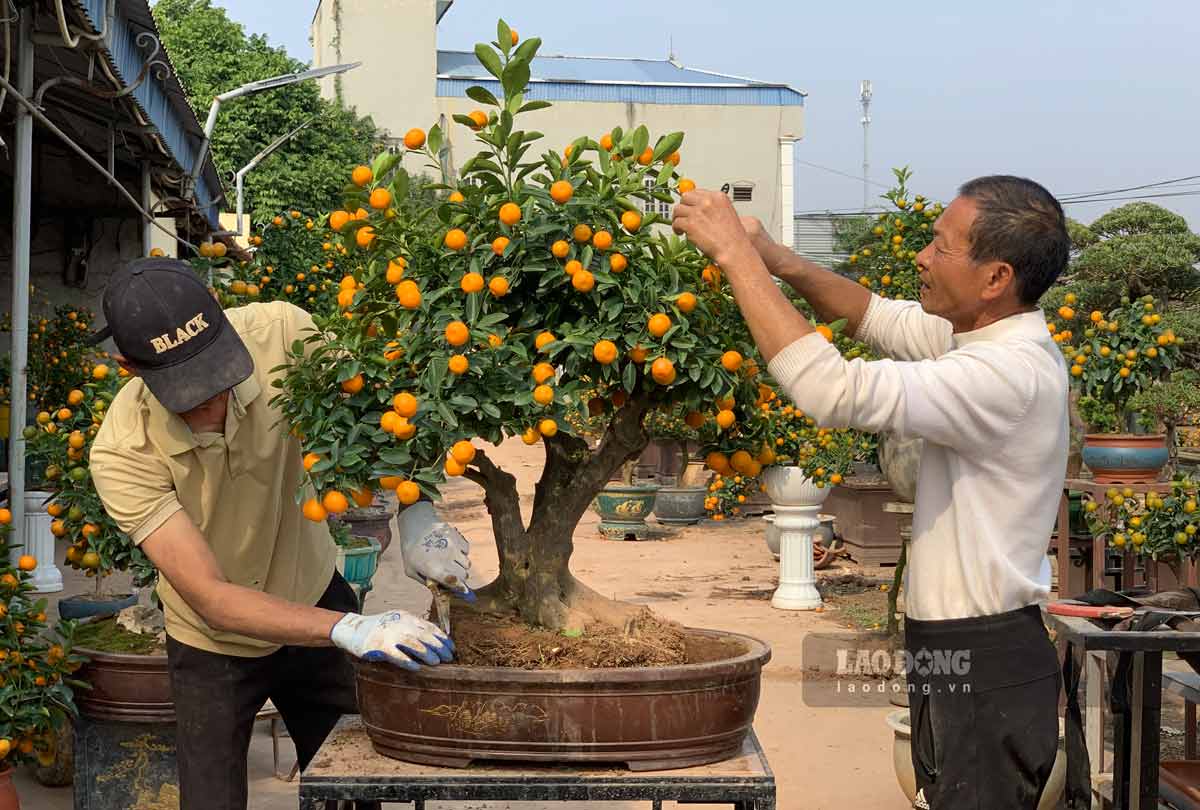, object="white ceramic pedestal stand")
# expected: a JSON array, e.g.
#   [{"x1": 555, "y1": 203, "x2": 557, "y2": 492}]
[
  {"x1": 17, "y1": 490, "x2": 63, "y2": 593},
  {"x1": 763, "y1": 466, "x2": 830, "y2": 611}
]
